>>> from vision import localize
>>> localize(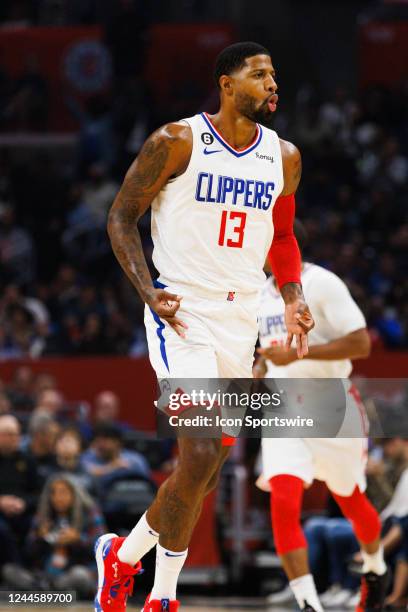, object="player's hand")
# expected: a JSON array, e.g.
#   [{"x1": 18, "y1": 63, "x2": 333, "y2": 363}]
[
  {"x1": 284, "y1": 300, "x2": 314, "y2": 358},
  {"x1": 257, "y1": 345, "x2": 297, "y2": 365},
  {"x1": 252, "y1": 357, "x2": 267, "y2": 379},
  {"x1": 146, "y1": 288, "x2": 188, "y2": 338}
]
